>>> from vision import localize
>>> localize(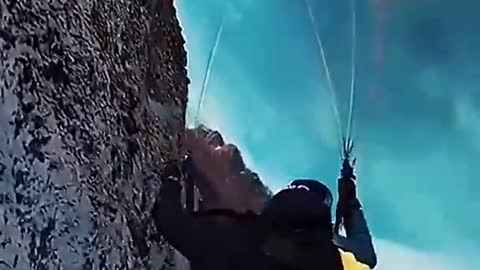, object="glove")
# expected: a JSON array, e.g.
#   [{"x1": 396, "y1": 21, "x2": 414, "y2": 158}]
[
  {"x1": 153, "y1": 160, "x2": 184, "y2": 211},
  {"x1": 338, "y1": 158, "x2": 361, "y2": 209},
  {"x1": 161, "y1": 158, "x2": 183, "y2": 181}
]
